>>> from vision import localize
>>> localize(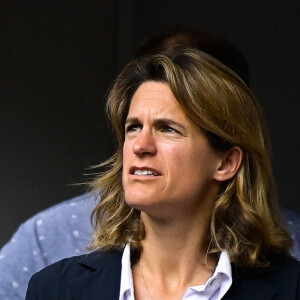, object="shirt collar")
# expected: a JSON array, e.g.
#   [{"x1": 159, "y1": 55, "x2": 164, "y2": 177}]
[
  {"x1": 119, "y1": 244, "x2": 232, "y2": 300},
  {"x1": 213, "y1": 250, "x2": 232, "y2": 298},
  {"x1": 187, "y1": 250, "x2": 232, "y2": 299},
  {"x1": 119, "y1": 244, "x2": 134, "y2": 300}
]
